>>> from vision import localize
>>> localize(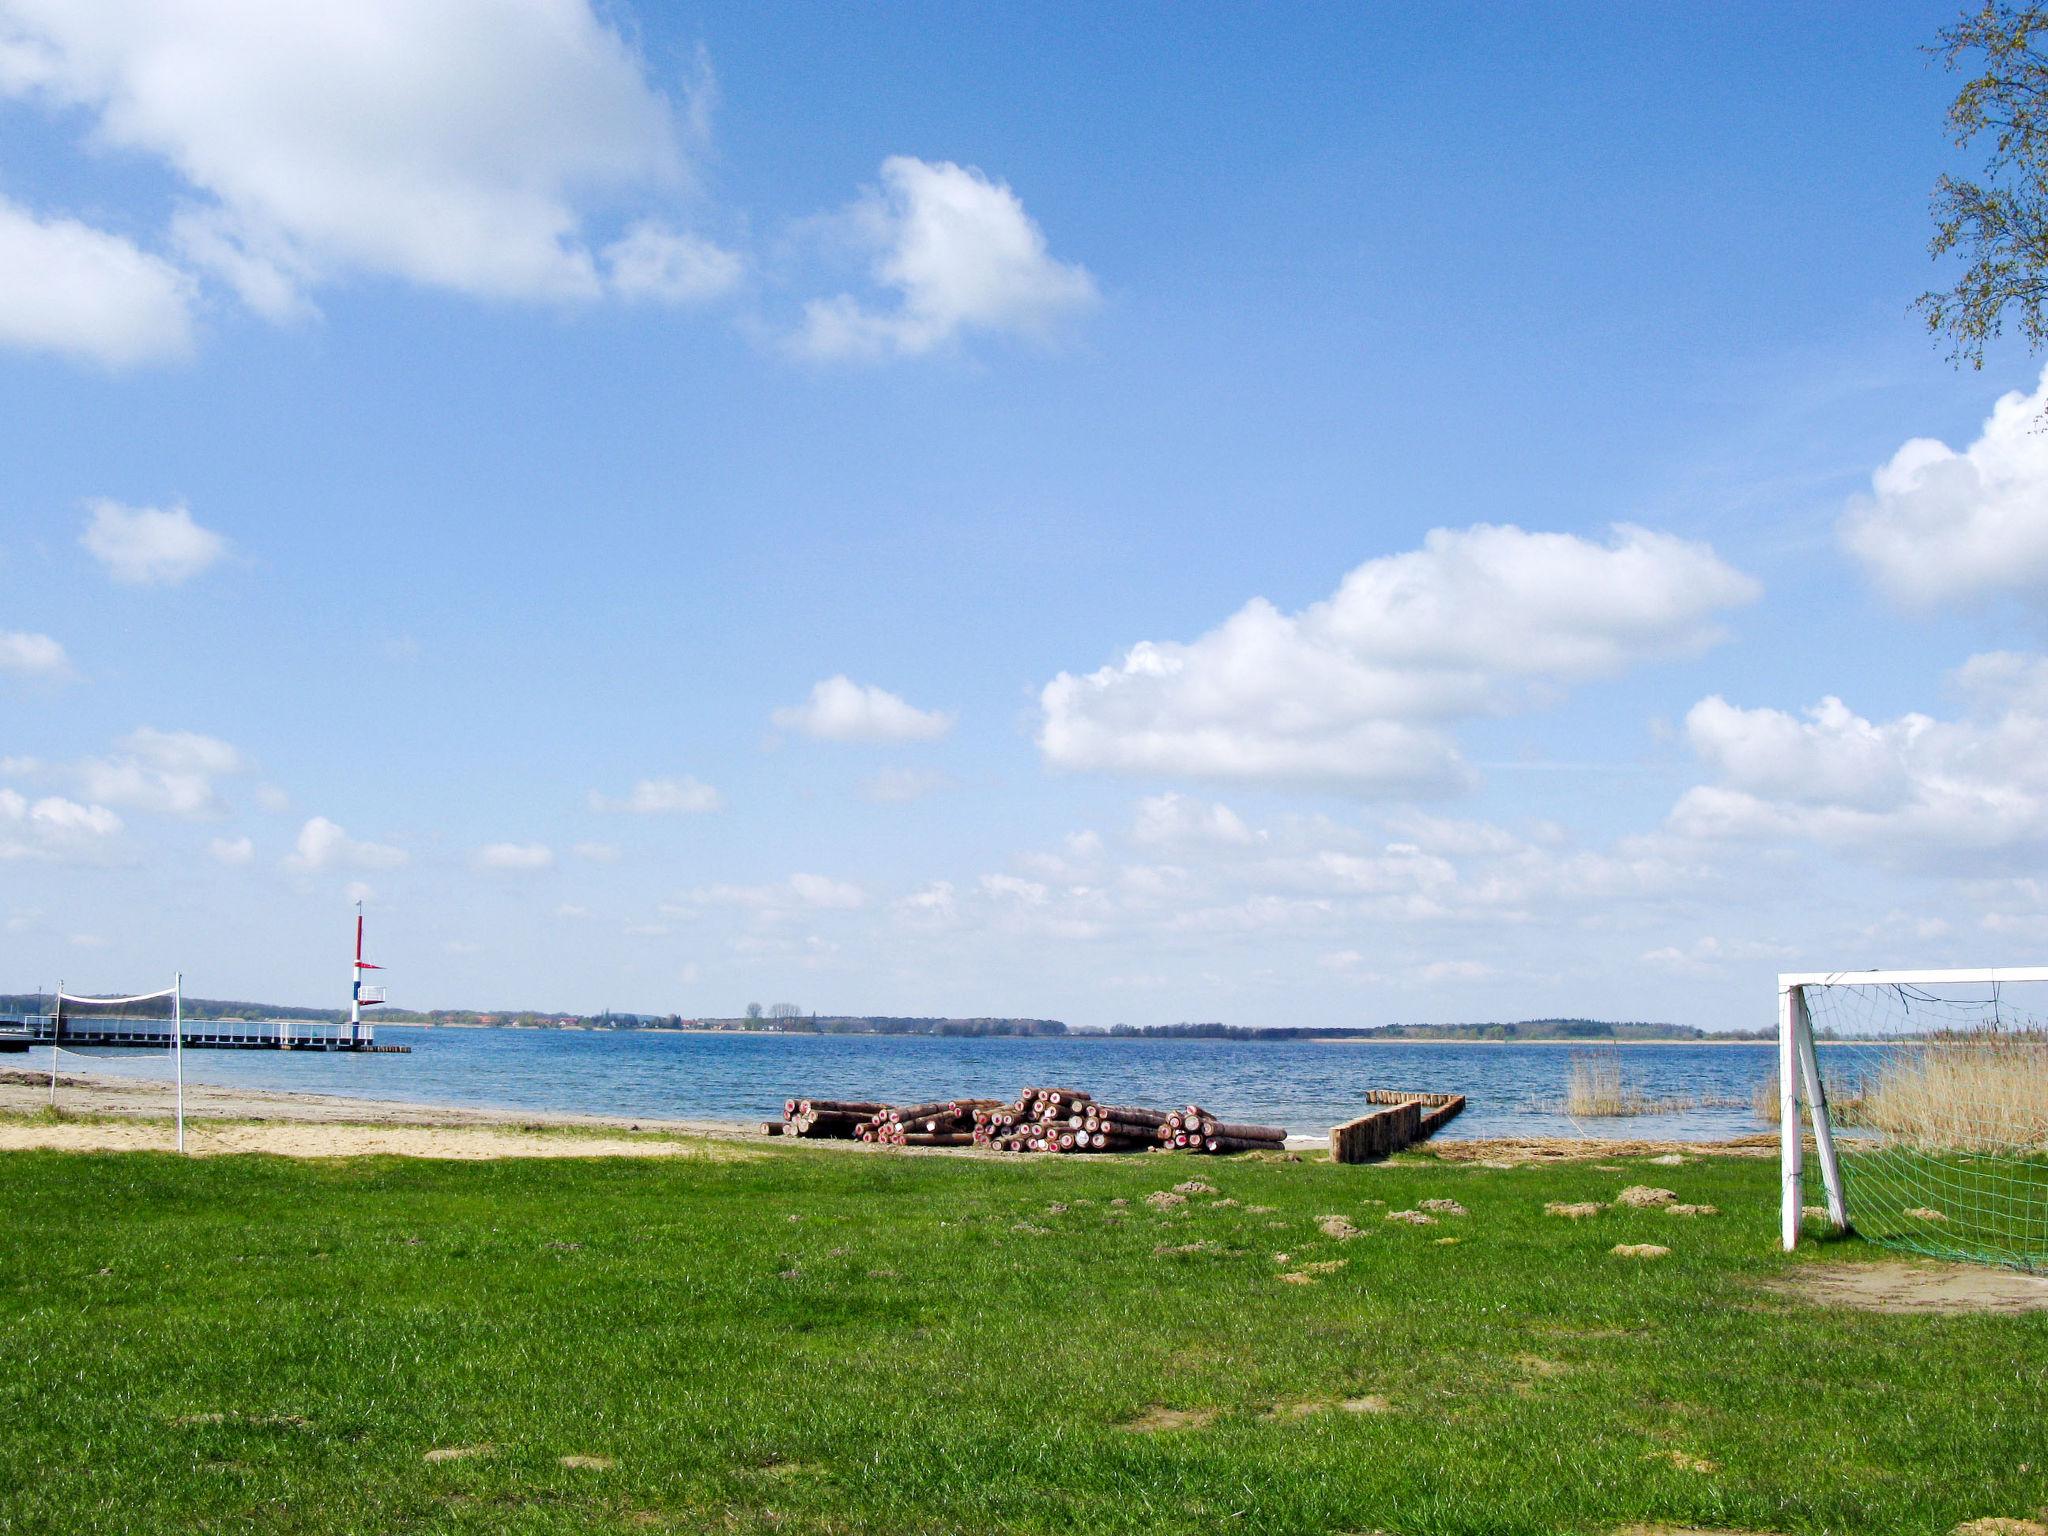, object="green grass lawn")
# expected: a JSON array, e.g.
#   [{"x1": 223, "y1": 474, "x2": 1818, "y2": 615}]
[{"x1": 1, "y1": 1142, "x2": 2044, "y2": 1535}]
